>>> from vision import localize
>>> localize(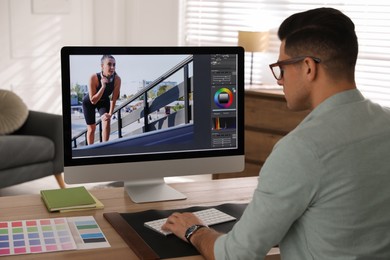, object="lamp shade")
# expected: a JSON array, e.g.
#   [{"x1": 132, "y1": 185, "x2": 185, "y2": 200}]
[{"x1": 238, "y1": 31, "x2": 269, "y2": 52}]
